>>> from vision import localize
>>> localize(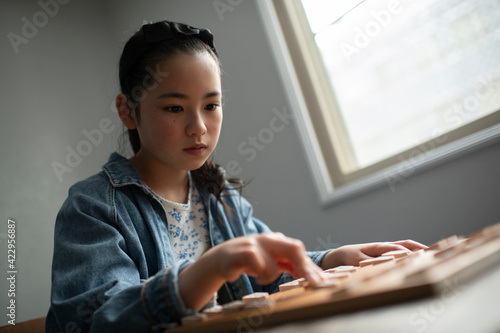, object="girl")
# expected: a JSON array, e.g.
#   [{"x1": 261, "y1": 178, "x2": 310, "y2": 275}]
[{"x1": 46, "y1": 21, "x2": 426, "y2": 333}]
